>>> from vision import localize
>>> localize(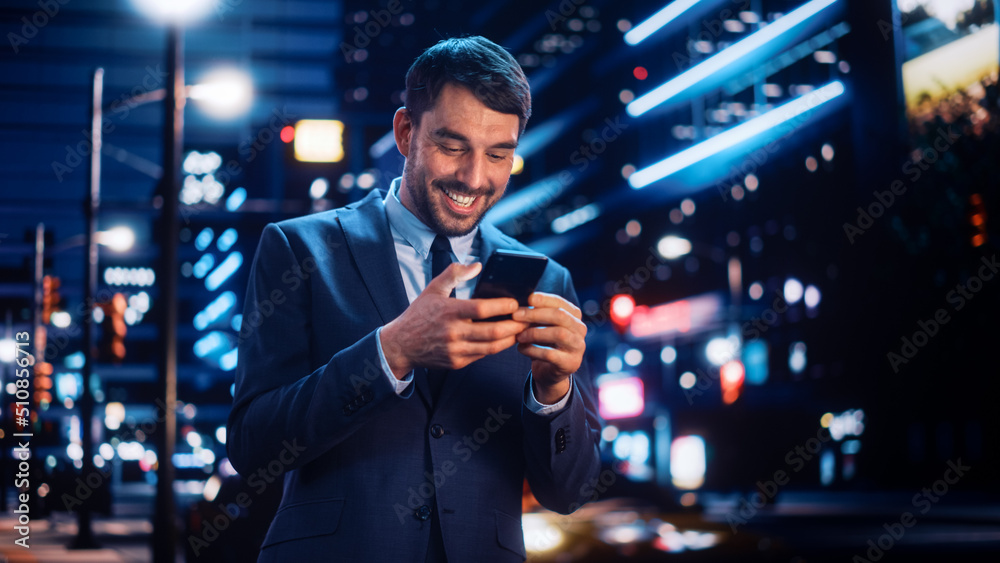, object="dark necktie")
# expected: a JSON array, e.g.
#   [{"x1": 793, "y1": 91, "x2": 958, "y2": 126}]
[{"x1": 427, "y1": 235, "x2": 453, "y2": 399}]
